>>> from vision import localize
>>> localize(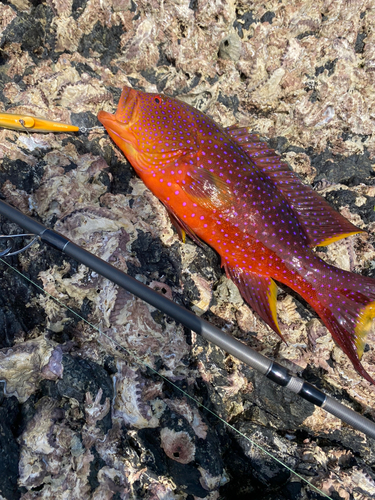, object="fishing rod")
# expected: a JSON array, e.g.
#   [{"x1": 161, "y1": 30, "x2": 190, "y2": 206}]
[{"x1": 0, "y1": 199, "x2": 374, "y2": 440}]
